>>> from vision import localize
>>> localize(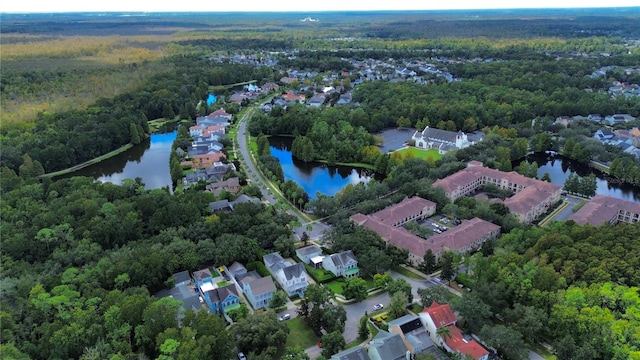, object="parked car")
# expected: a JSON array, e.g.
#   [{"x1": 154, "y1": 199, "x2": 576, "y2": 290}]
[
  {"x1": 372, "y1": 303, "x2": 384, "y2": 311},
  {"x1": 238, "y1": 352, "x2": 247, "y2": 360},
  {"x1": 279, "y1": 313, "x2": 291, "y2": 321}
]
